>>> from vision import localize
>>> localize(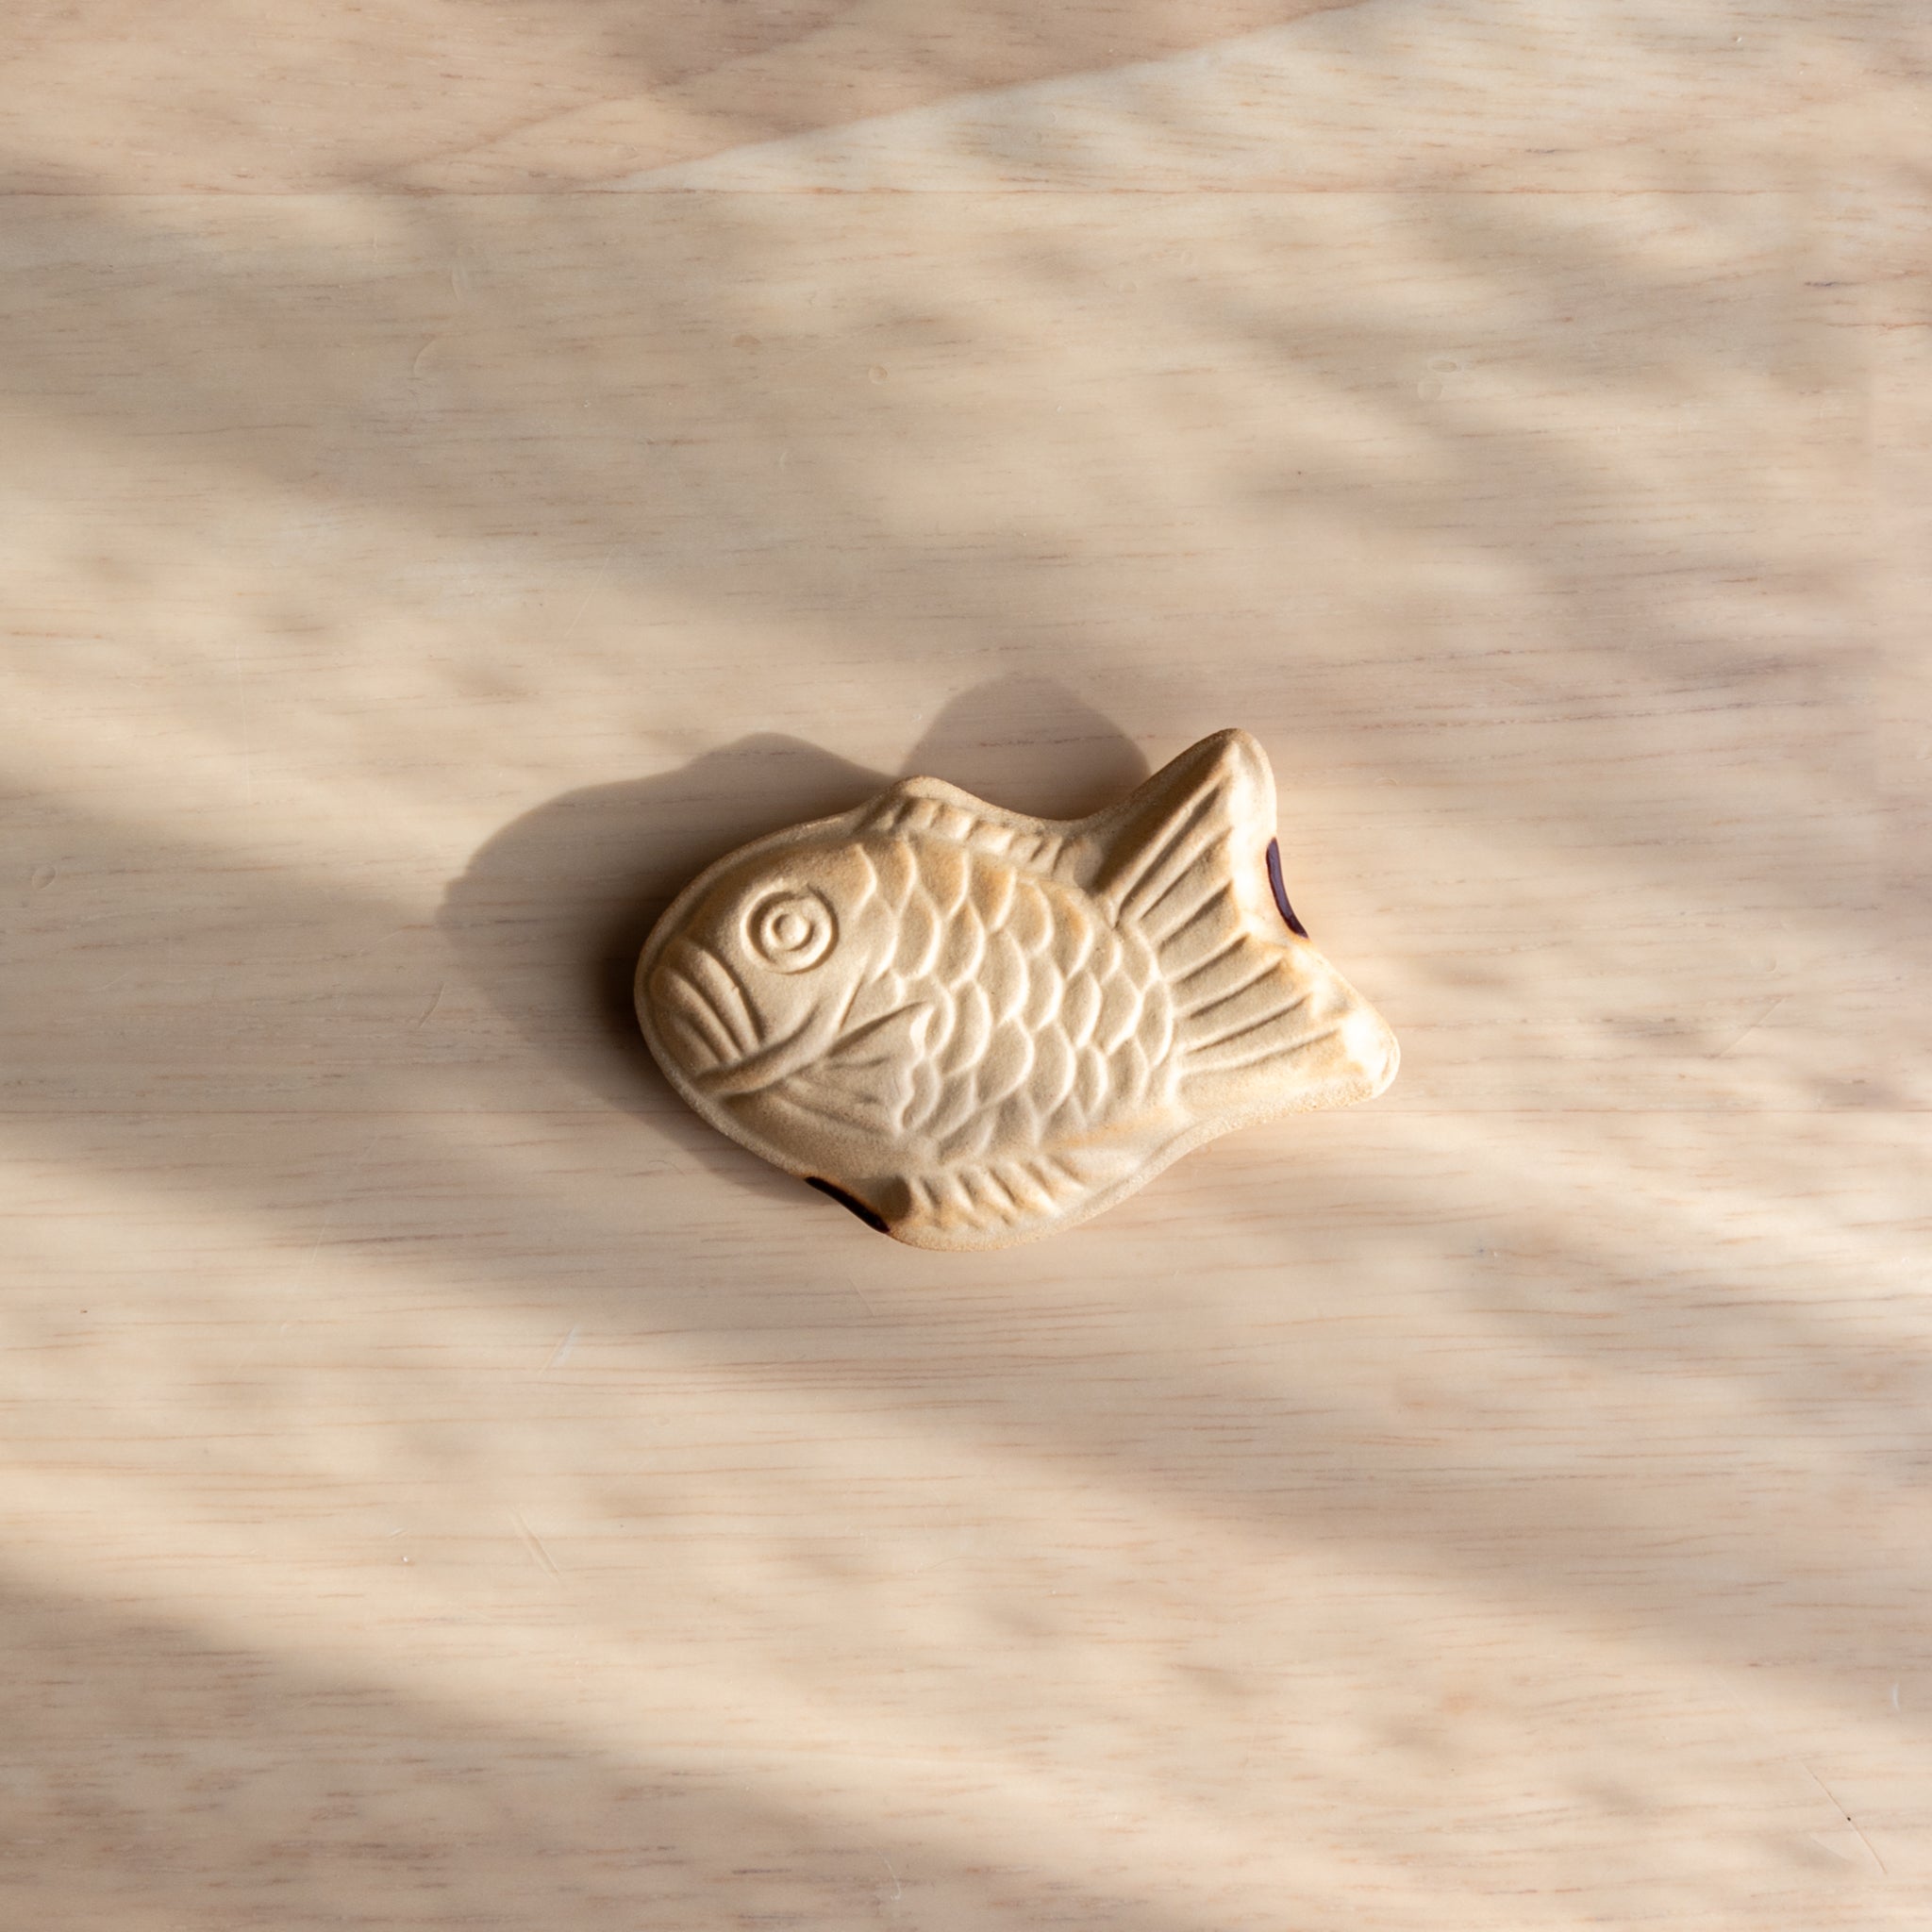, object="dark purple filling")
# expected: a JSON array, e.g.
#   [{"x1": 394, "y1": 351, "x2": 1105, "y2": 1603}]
[
  {"x1": 806, "y1": 1176, "x2": 890, "y2": 1233},
  {"x1": 1265, "y1": 839, "x2": 1309, "y2": 938}
]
